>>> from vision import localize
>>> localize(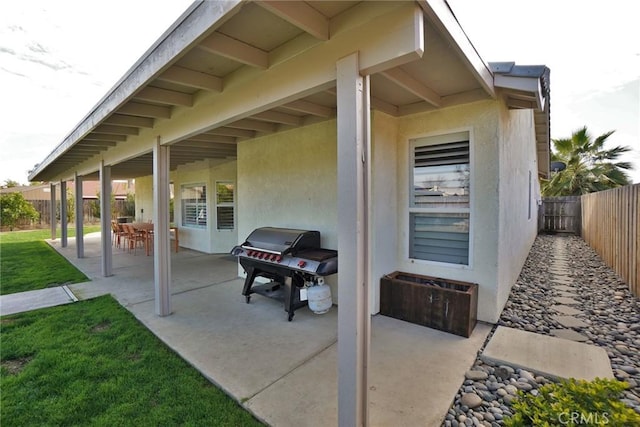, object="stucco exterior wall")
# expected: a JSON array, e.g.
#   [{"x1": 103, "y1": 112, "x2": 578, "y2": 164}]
[
  {"x1": 394, "y1": 100, "x2": 502, "y2": 322},
  {"x1": 133, "y1": 158, "x2": 237, "y2": 254},
  {"x1": 173, "y1": 158, "x2": 238, "y2": 253},
  {"x1": 237, "y1": 120, "x2": 338, "y2": 300},
  {"x1": 370, "y1": 111, "x2": 399, "y2": 313},
  {"x1": 495, "y1": 106, "x2": 540, "y2": 316},
  {"x1": 134, "y1": 176, "x2": 154, "y2": 223}
]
